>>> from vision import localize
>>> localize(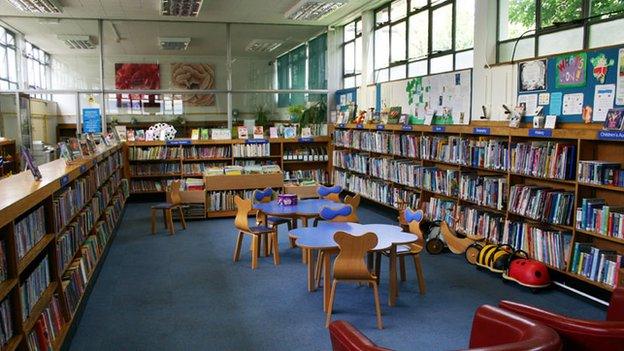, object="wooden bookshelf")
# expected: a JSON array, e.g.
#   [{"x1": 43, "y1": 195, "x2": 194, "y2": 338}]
[
  {"x1": 125, "y1": 137, "x2": 332, "y2": 217},
  {"x1": 0, "y1": 140, "x2": 17, "y2": 179},
  {"x1": 331, "y1": 123, "x2": 624, "y2": 291},
  {"x1": 0, "y1": 143, "x2": 128, "y2": 350}
]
